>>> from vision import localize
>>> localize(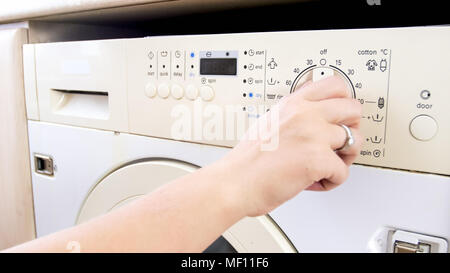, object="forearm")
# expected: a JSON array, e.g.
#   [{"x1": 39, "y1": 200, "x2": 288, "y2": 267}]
[
  {"x1": 5, "y1": 76, "x2": 362, "y2": 253},
  {"x1": 6, "y1": 160, "x2": 245, "y2": 253}
]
